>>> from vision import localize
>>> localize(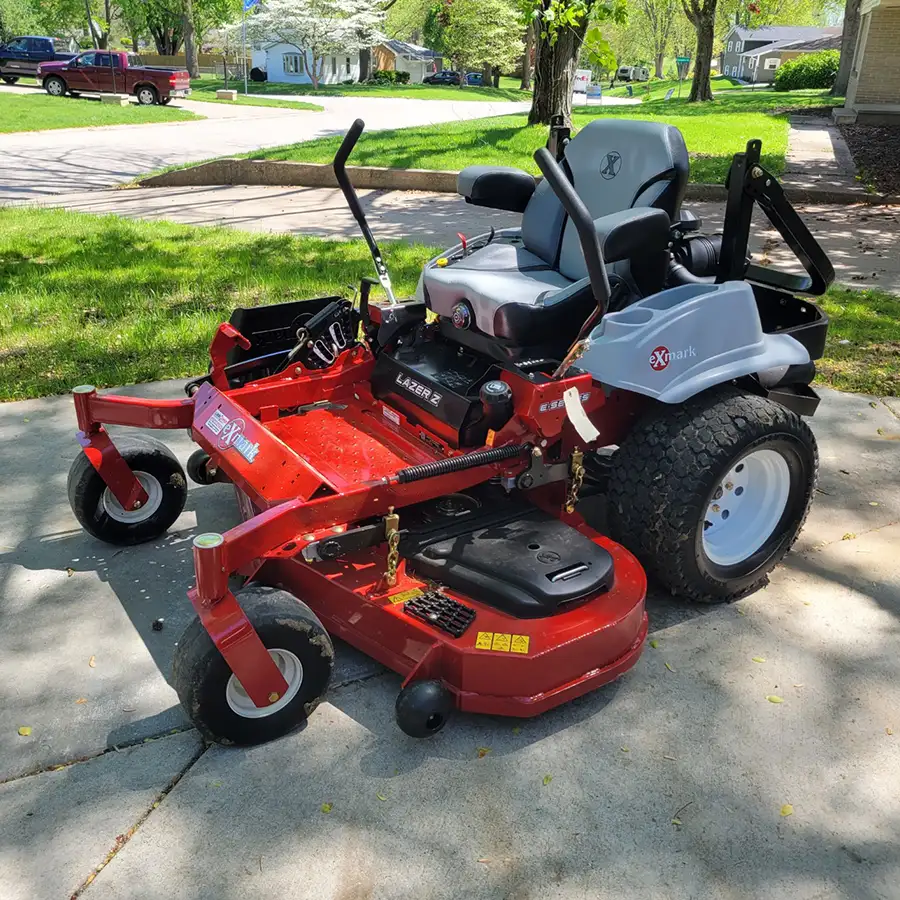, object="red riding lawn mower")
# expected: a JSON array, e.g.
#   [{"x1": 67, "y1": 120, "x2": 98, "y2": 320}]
[{"x1": 67, "y1": 117, "x2": 834, "y2": 744}]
